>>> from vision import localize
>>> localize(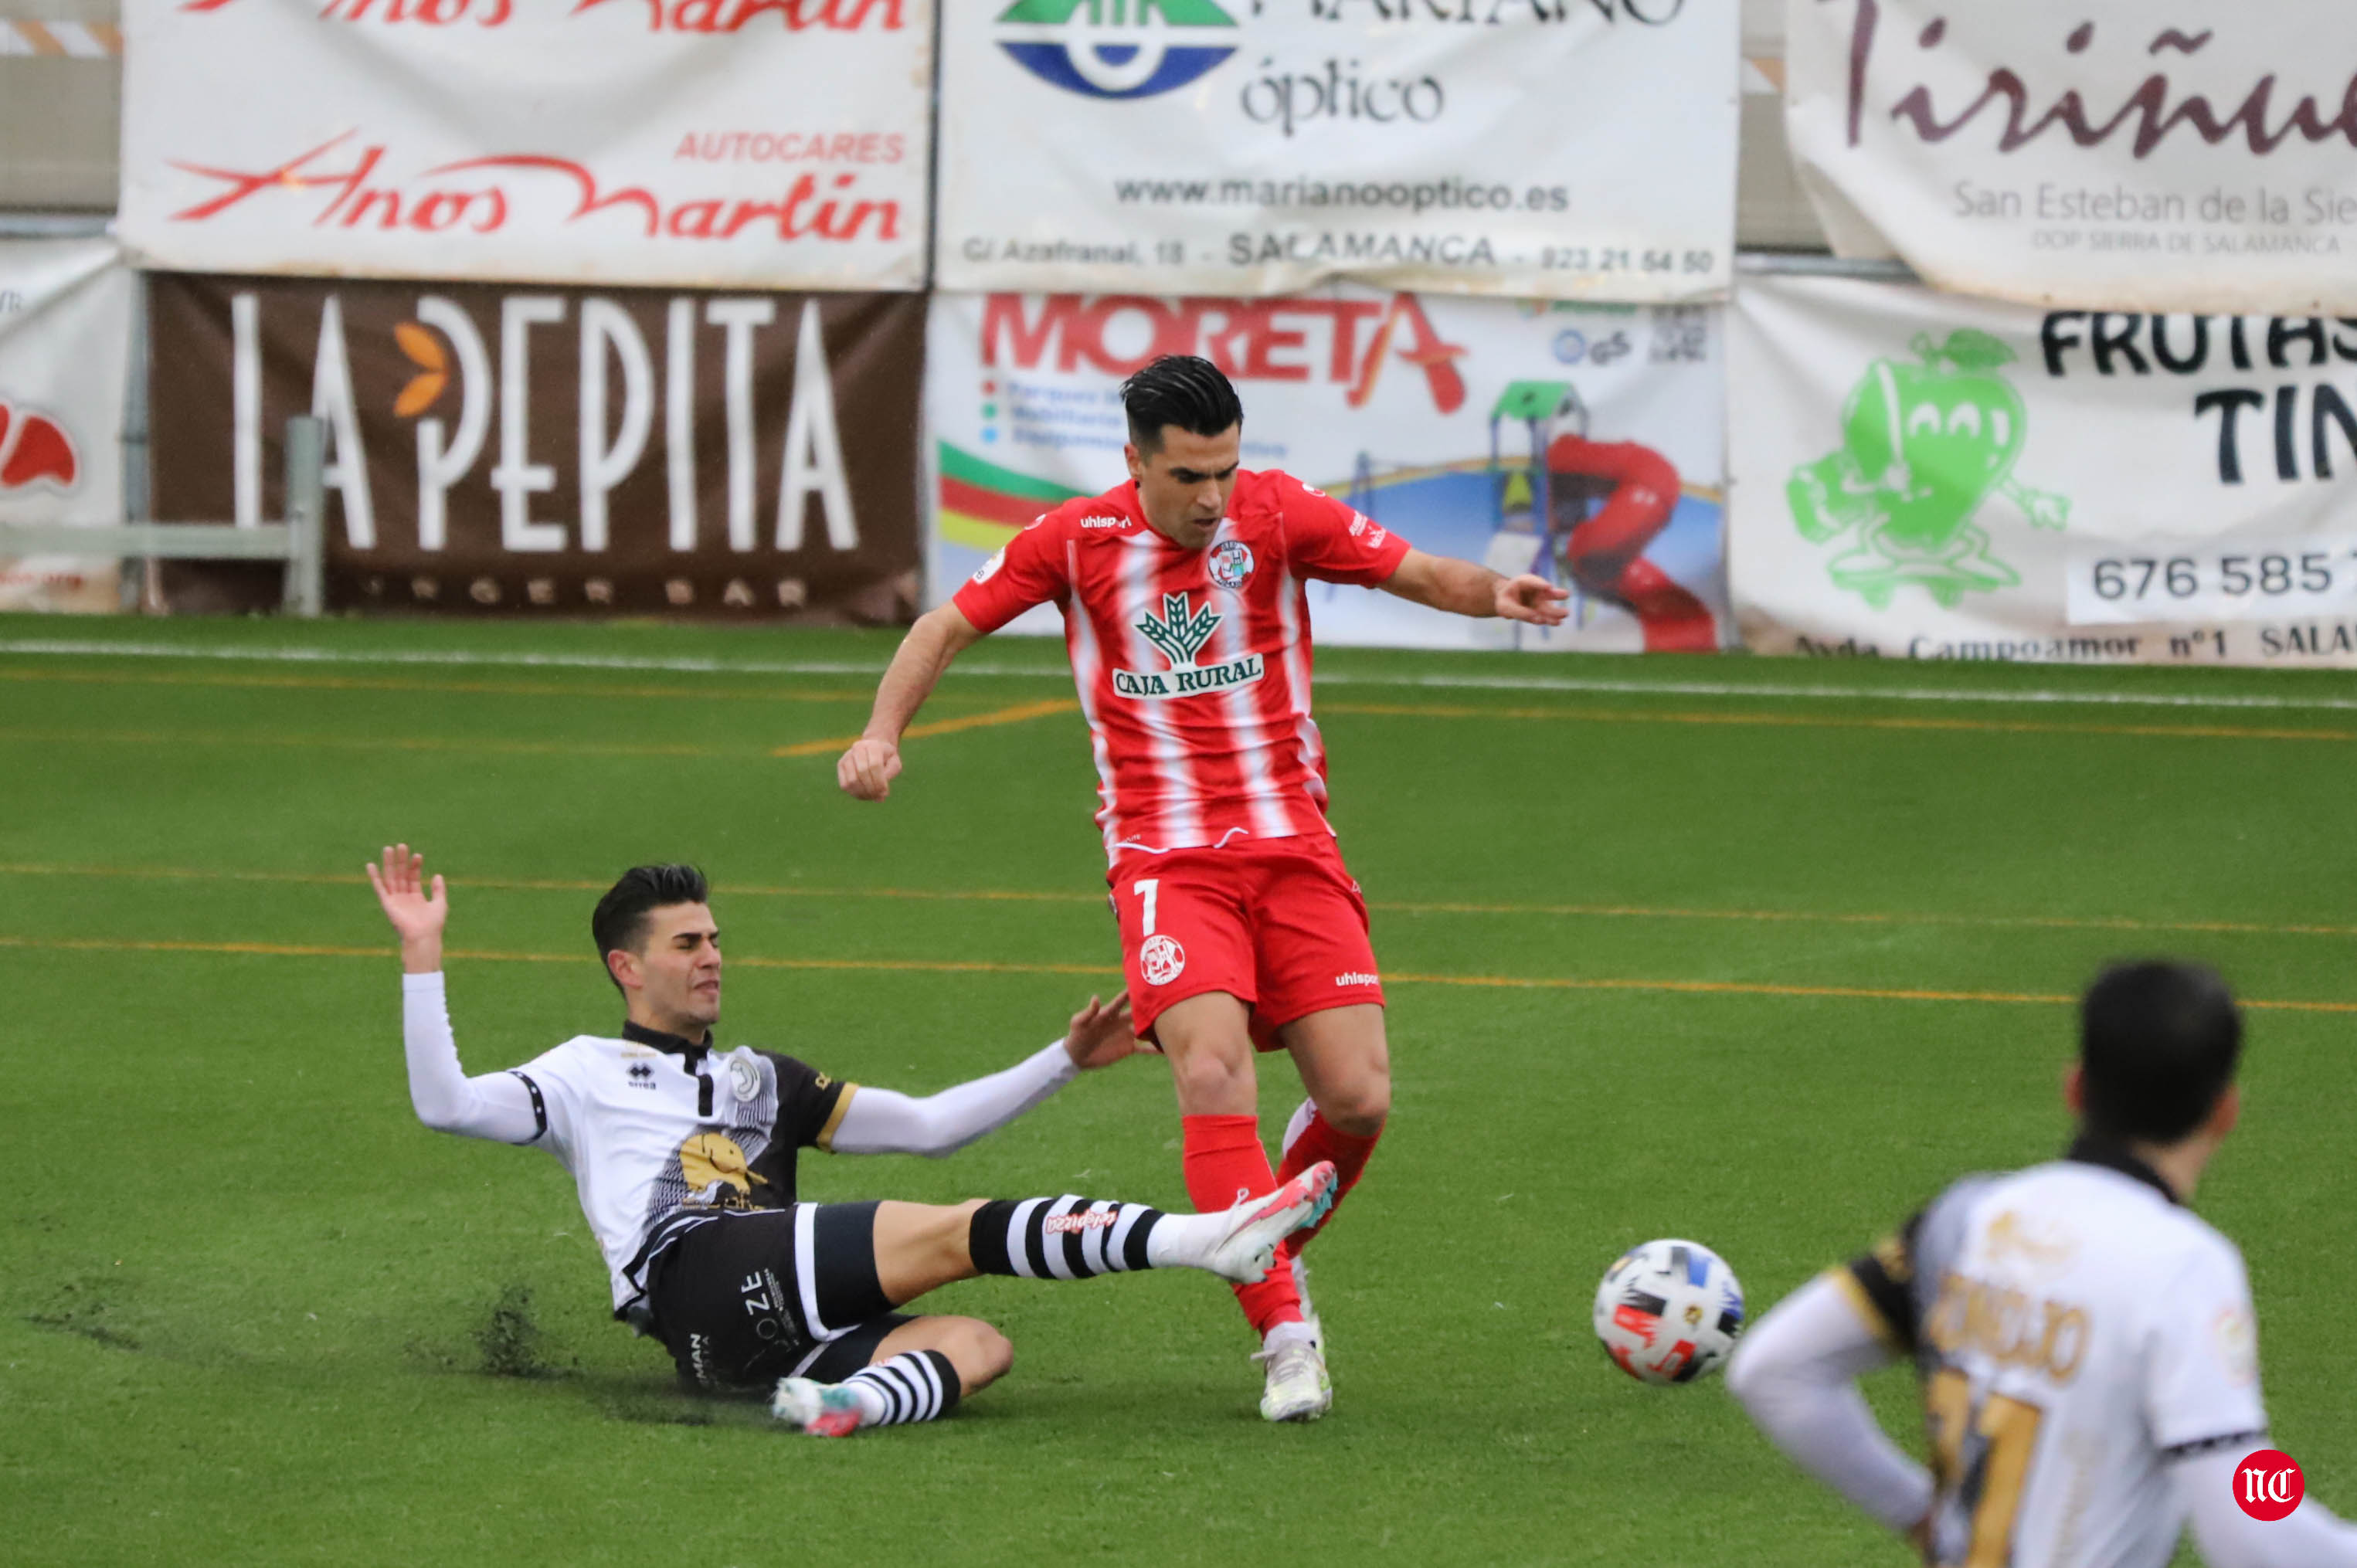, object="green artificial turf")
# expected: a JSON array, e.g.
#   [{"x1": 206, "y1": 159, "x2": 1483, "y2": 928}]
[{"x1": 1, "y1": 615, "x2": 2351, "y2": 1566}]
